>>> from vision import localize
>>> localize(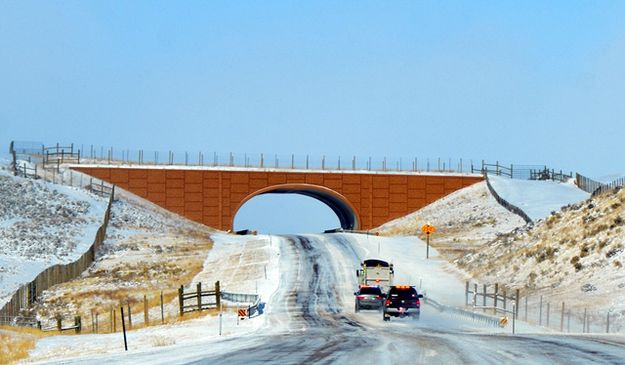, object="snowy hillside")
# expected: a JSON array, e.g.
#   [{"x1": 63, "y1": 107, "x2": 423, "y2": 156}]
[
  {"x1": 489, "y1": 175, "x2": 589, "y2": 221},
  {"x1": 457, "y1": 186, "x2": 625, "y2": 322},
  {"x1": 376, "y1": 181, "x2": 526, "y2": 259},
  {"x1": 0, "y1": 170, "x2": 108, "y2": 308},
  {"x1": 33, "y1": 186, "x2": 215, "y2": 320}
]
